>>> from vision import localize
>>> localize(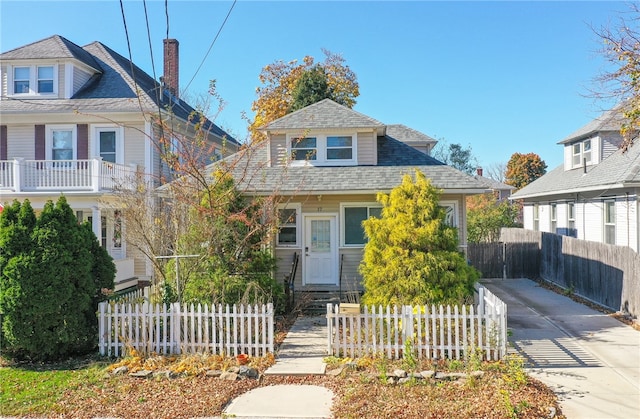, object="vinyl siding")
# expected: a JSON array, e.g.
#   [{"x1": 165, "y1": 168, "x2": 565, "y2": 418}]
[
  {"x1": 583, "y1": 201, "x2": 603, "y2": 243},
  {"x1": 601, "y1": 132, "x2": 623, "y2": 160},
  {"x1": 56, "y1": 63, "x2": 65, "y2": 99},
  {"x1": 0, "y1": 64, "x2": 6, "y2": 97},
  {"x1": 270, "y1": 134, "x2": 287, "y2": 166},
  {"x1": 615, "y1": 196, "x2": 638, "y2": 251},
  {"x1": 6, "y1": 125, "x2": 35, "y2": 159},
  {"x1": 124, "y1": 124, "x2": 146, "y2": 168},
  {"x1": 522, "y1": 204, "x2": 534, "y2": 230},
  {"x1": 73, "y1": 66, "x2": 93, "y2": 95},
  {"x1": 356, "y1": 131, "x2": 375, "y2": 165}
]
